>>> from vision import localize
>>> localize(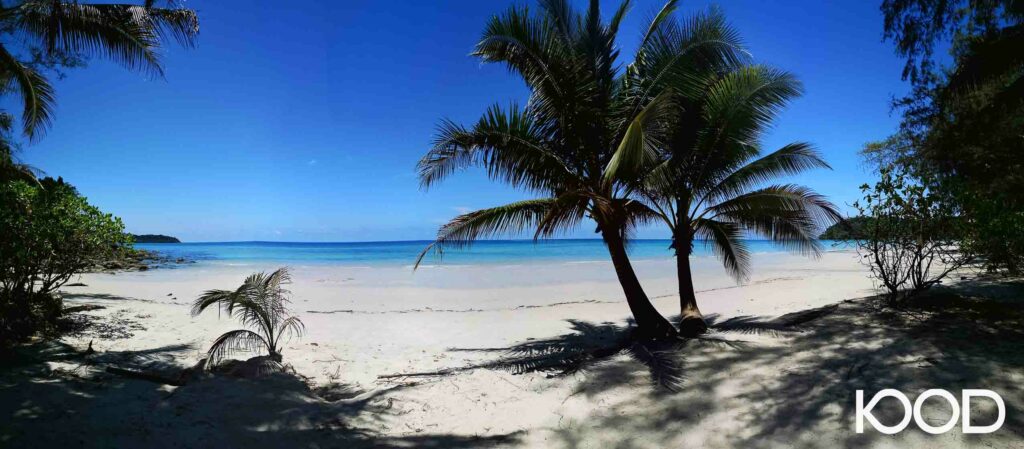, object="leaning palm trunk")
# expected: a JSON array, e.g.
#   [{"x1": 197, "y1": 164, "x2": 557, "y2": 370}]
[{"x1": 601, "y1": 226, "x2": 677, "y2": 339}]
